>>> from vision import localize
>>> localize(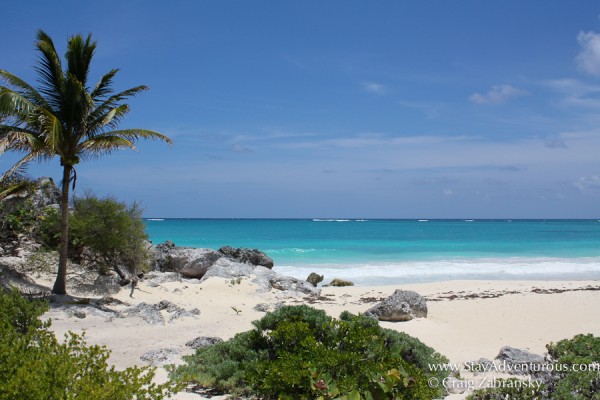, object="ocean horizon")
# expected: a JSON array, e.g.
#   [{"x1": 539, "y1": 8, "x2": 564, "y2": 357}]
[{"x1": 144, "y1": 218, "x2": 600, "y2": 286}]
